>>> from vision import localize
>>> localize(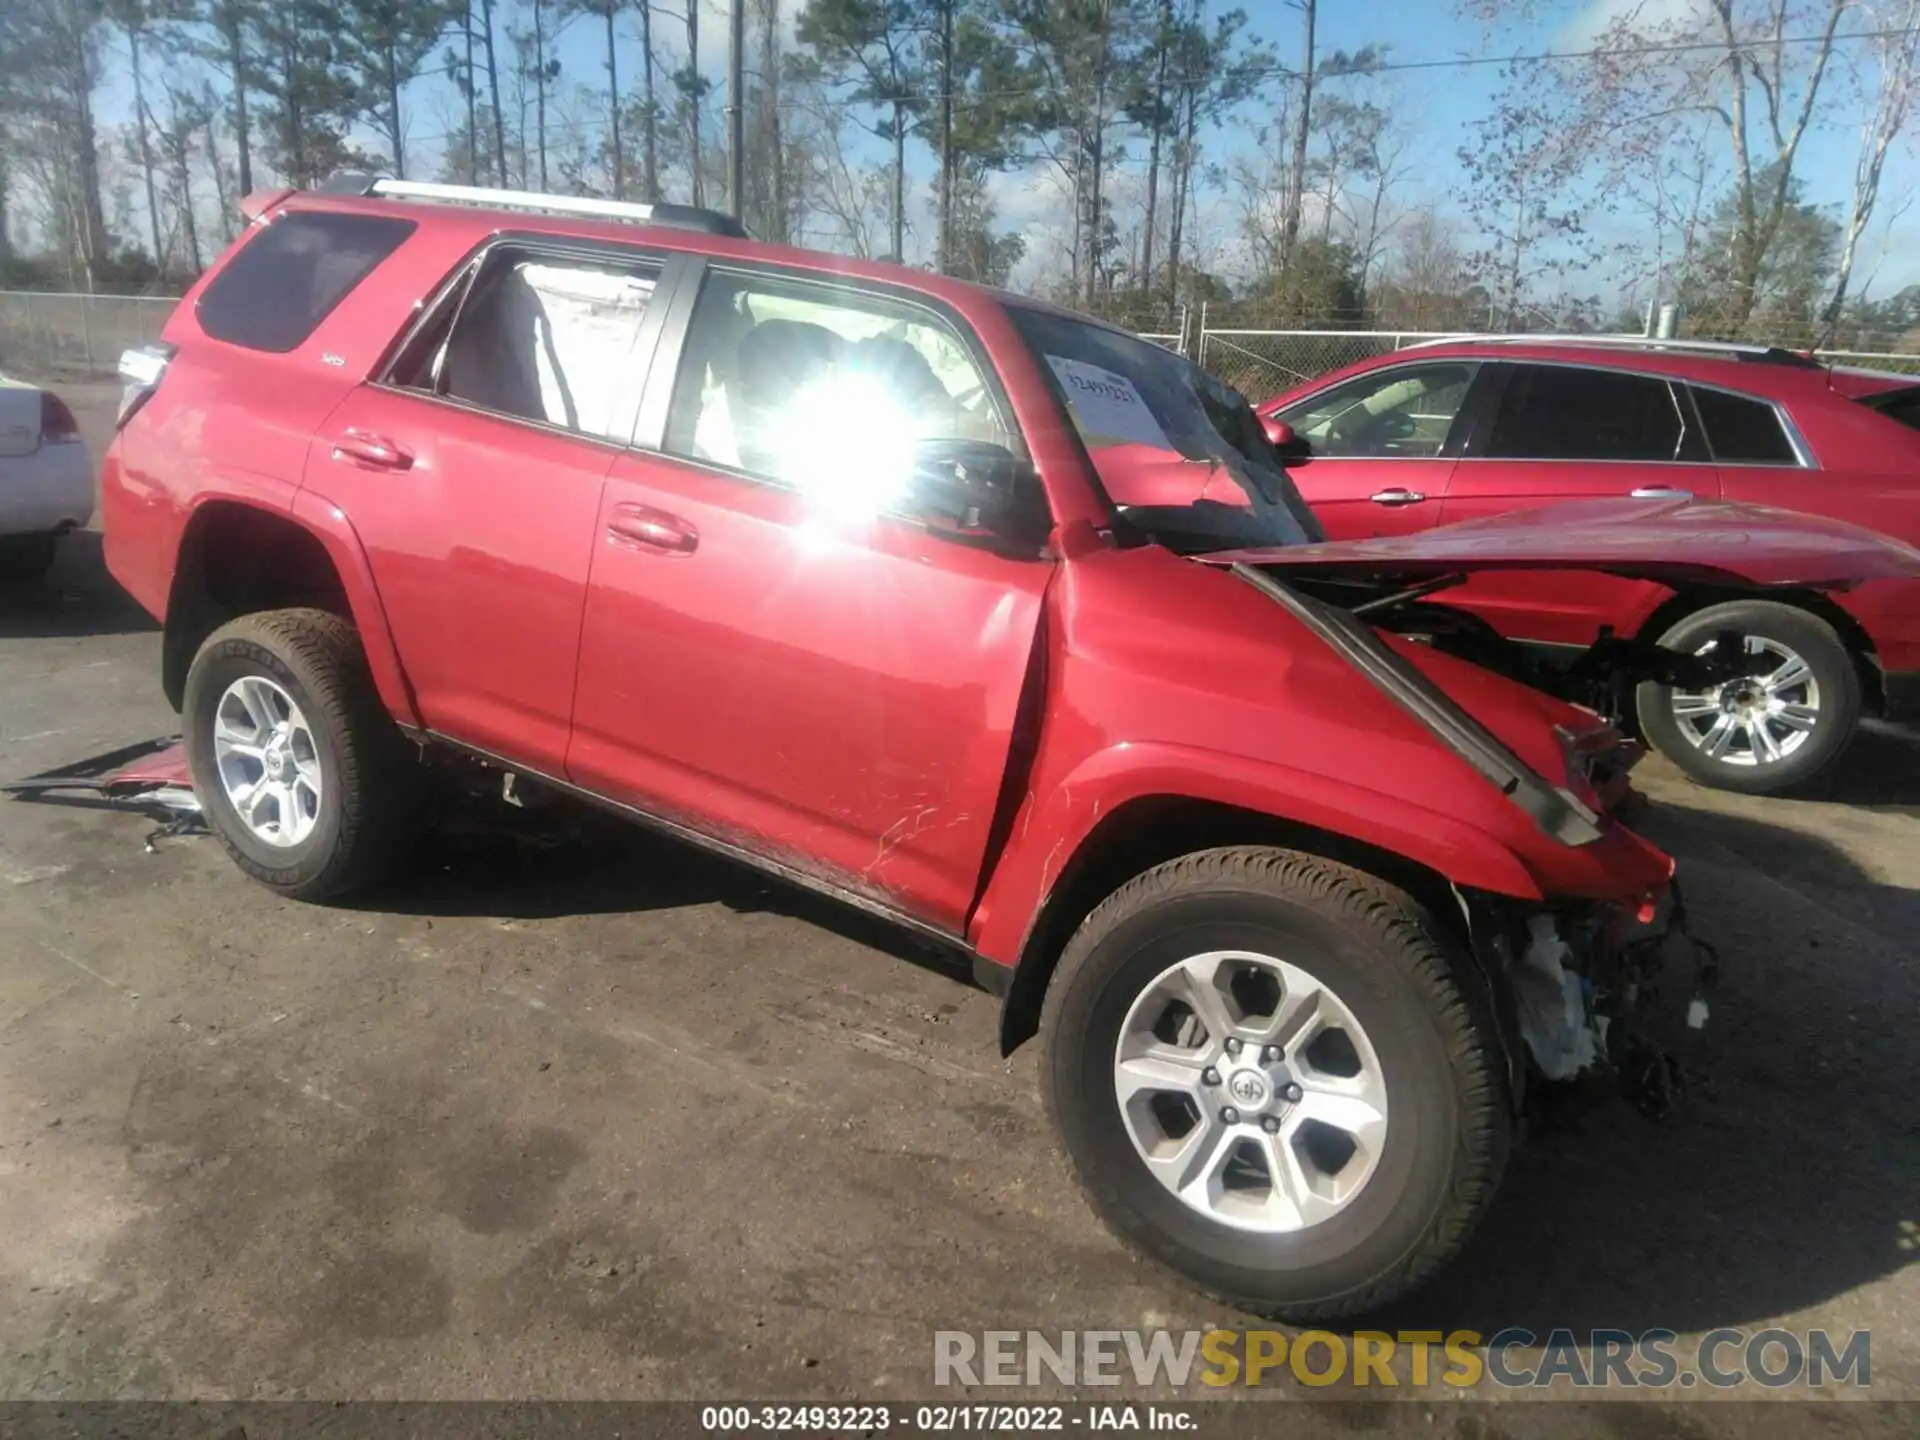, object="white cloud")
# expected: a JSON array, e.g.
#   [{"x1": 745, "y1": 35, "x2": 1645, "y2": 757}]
[{"x1": 1557, "y1": 0, "x2": 1711, "y2": 48}]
